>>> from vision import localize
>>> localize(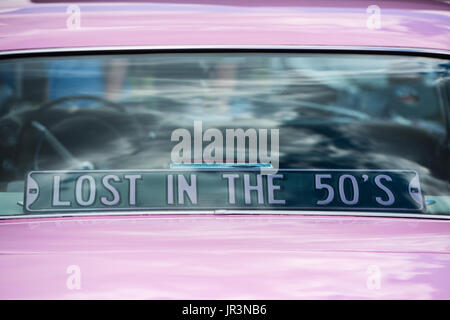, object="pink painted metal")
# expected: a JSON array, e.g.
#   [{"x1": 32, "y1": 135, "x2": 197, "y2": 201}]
[
  {"x1": 1, "y1": 215, "x2": 449, "y2": 299},
  {"x1": 0, "y1": 0, "x2": 449, "y2": 299},
  {"x1": 0, "y1": 0, "x2": 448, "y2": 52}
]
